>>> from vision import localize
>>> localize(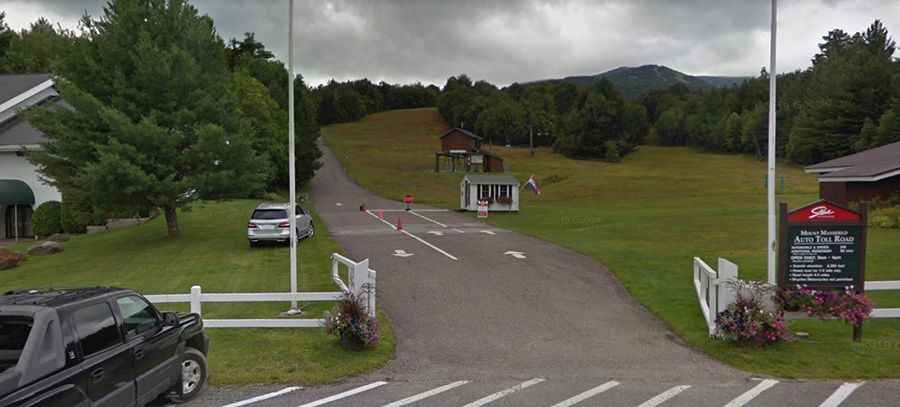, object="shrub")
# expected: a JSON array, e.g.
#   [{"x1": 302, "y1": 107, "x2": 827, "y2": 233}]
[
  {"x1": 323, "y1": 293, "x2": 379, "y2": 350},
  {"x1": 31, "y1": 201, "x2": 62, "y2": 238},
  {"x1": 60, "y1": 202, "x2": 91, "y2": 234},
  {"x1": 870, "y1": 206, "x2": 900, "y2": 229},
  {"x1": 715, "y1": 280, "x2": 789, "y2": 347}
]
